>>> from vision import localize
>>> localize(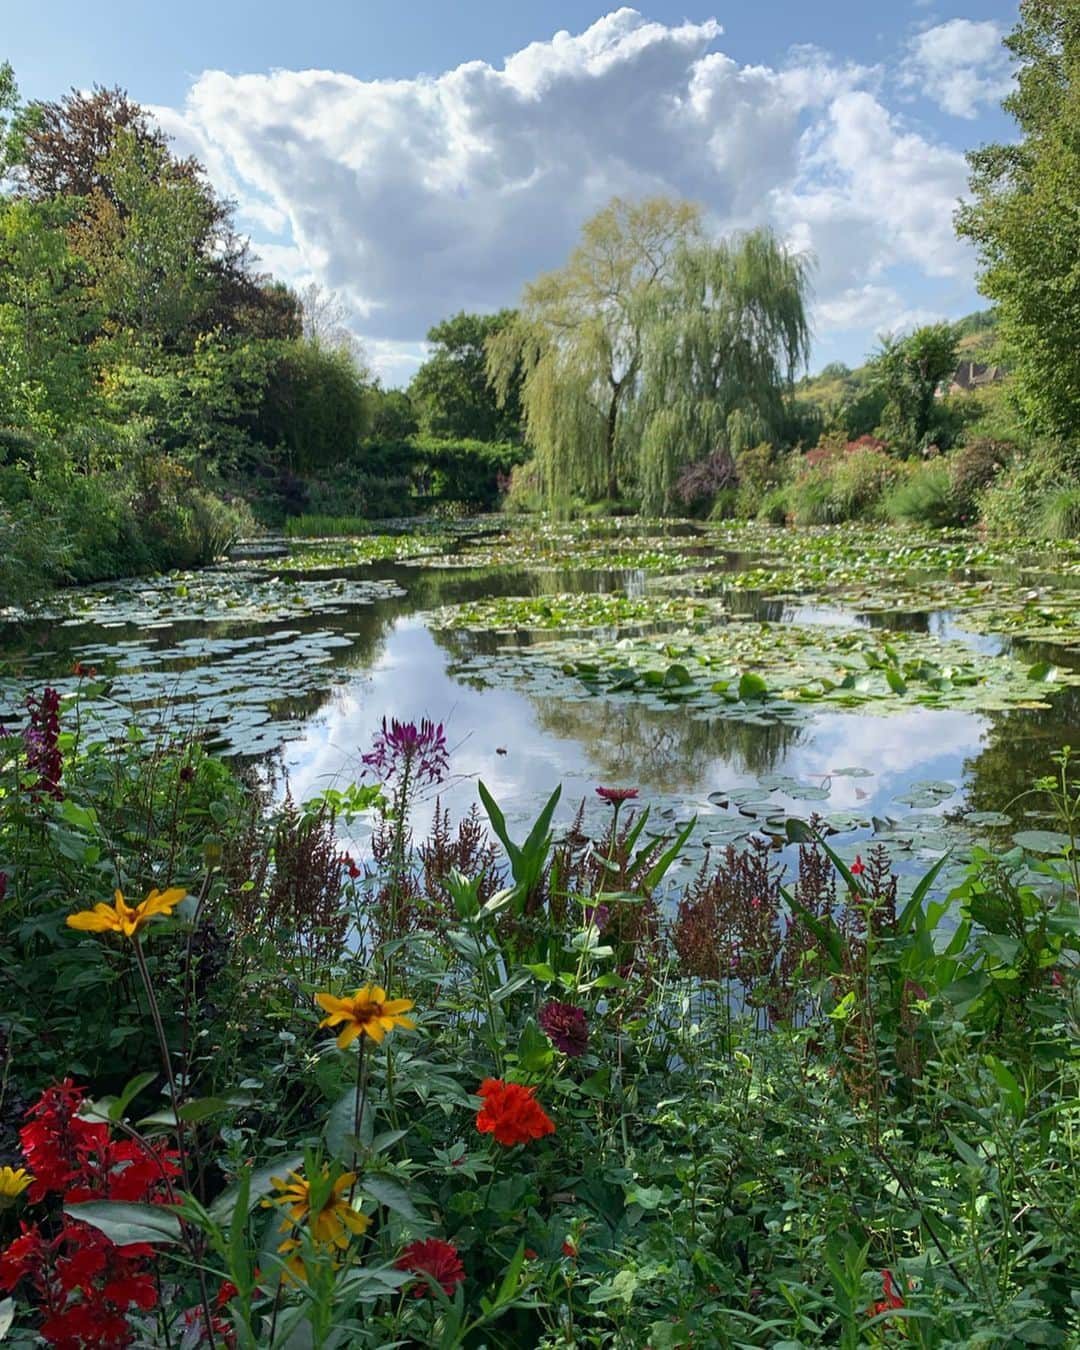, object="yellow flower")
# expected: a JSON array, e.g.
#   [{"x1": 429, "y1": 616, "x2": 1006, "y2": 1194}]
[
  {"x1": 268, "y1": 1168, "x2": 370, "y2": 1279},
  {"x1": 315, "y1": 986, "x2": 415, "y2": 1048},
  {"x1": 0, "y1": 1166, "x2": 33, "y2": 1210},
  {"x1": 67, "y1": 887, "x2": 187, "y2": 940}
]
